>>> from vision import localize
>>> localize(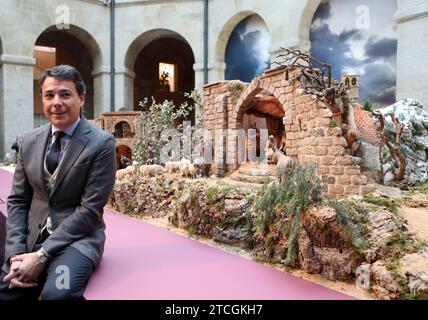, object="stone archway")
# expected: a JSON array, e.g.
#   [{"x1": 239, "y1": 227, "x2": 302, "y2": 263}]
[
  {"x1": 125, "y1": 29, "x2": 195, "y2": 111},
  {"x1": 34, "y1": 24, "x2": 103, "y2": 124},
  {"x1": 298, "y1": 0, "x2": 323, "y2": 44},
  {"x1": 114, "y1": 120, "x2": 135, "y2": 139},
  {"x1": 215, "y1": 11, "x2": 259, "y2": 64},
  {"x1": 116, "y1": 144, "x2": 133, "y2": 170},
  {"x1": 230, "y1": 77, "x2": 286, "y2": 164}
]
